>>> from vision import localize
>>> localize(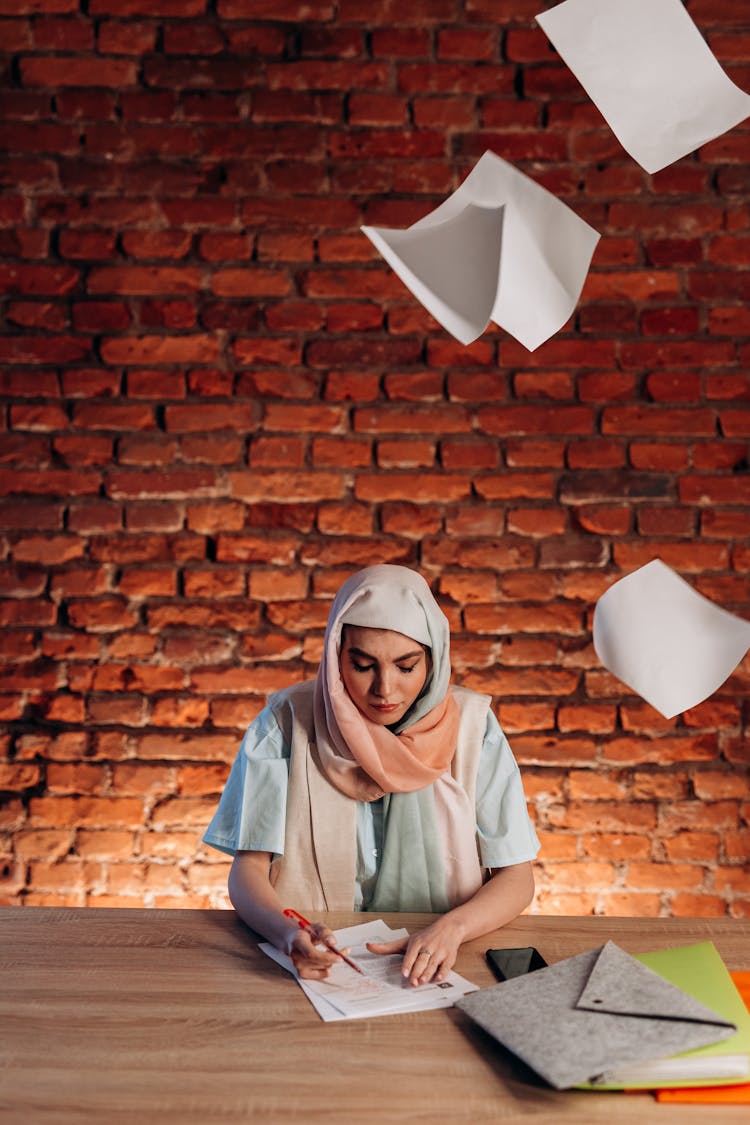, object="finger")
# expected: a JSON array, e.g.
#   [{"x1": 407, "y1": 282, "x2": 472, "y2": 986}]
[
  {"x1": 292, "y1": 933, "x2": 339, "y2": 967},
  {"x1": 417, "y1": 955, "x2": 440, "y2": 986},
  {"x1": 307, "y1": 927, "x2": 353, "y2": 964},
  {"x1": 297, "y1": 962, "x2": 333, "y2": 980},
  {"x1": 291, "y1": 953, "x2": 336, "y2": 979},
  {"x1": 365, "y1": 937, "x2": 409, "y2": 955},
  {"x1": 404, "y1": 946, "x2": 435, "y2": 984},
  {"x1": 434, "y1": 952, "x2": 455, "y2": 982},
  {"x1": 309, "y1": 923, "x2": 337, "y2": 945}
]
